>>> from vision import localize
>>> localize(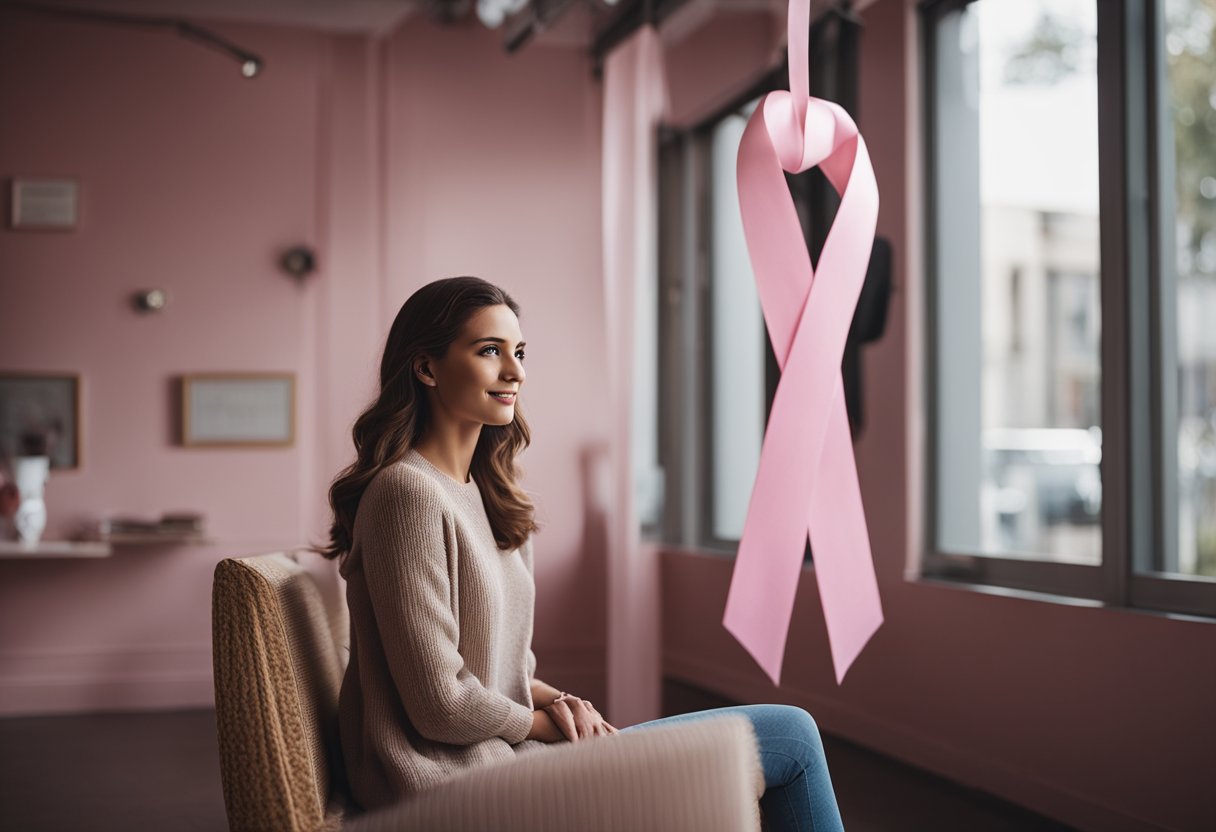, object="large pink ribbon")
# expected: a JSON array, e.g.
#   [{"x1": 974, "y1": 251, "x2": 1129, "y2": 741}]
[{"x1": 722, "y1": 0, "x2": 884, "y2": 686}]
